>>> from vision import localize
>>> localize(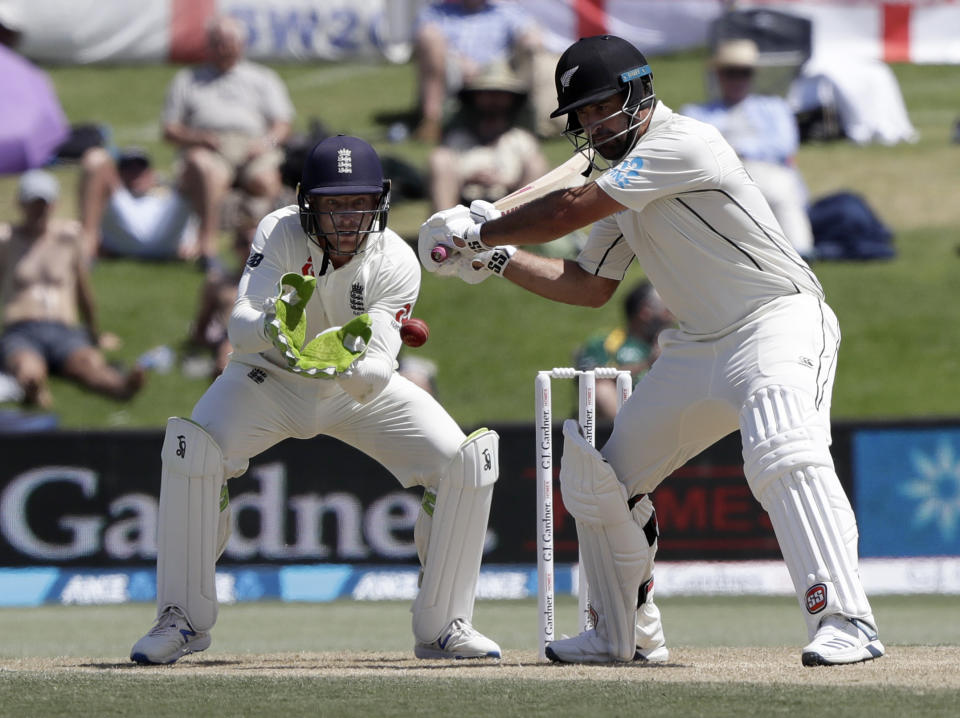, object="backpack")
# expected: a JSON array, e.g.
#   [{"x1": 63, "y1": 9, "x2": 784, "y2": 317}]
[{"x1": 808, "y1": 192, "x2": 895, "y2": 260}]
